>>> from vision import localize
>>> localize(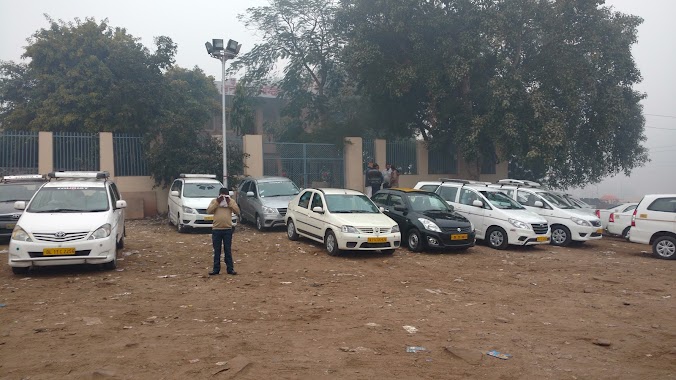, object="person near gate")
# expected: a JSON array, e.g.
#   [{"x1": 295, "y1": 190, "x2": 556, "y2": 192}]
[
  {"x1": 389, "y1": 164, "x2": 400, "y2": 188},
  {"x1": 366, "y1": 163, "x2": 384, "y2": 196},
  {"x1": 382, "y1": 163, "x2": 393, "y2": 188},
  {"x1": 207, "y1": 188, "x2": 241, "y2": 276},
  {"x1": 364, "y1": 161, "x2": 374, "y2": 196}
]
